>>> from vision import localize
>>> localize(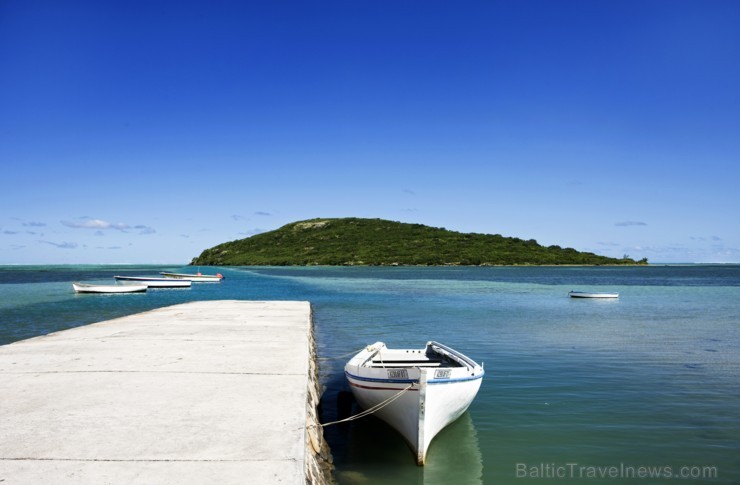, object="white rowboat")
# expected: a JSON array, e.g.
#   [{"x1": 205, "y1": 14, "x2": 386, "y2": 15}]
[
  {"x1": 569, "y1": 291, "x2": 619, "y2": 299},
  {"x1": 345, "y1": 341, "x2": 484, "y2": 465},
  {"x1": 72, "y1": 282, "x2": 147, "y2": 294},
  {"x1": 160, "y1": 272, "x2": 223, "y2": 282},
  {"x1": 113, "y1": 276, "x2": 192, "y2": 288}
]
